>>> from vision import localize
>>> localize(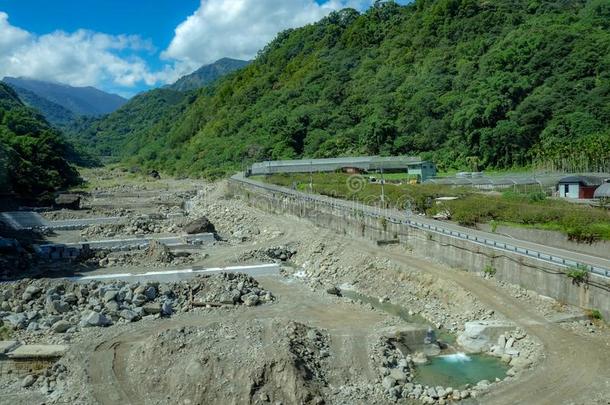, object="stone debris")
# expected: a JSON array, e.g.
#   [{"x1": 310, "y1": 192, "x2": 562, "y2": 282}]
[{"x1": 0, "y1": 273, "x2": 275, "y2": 337}]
